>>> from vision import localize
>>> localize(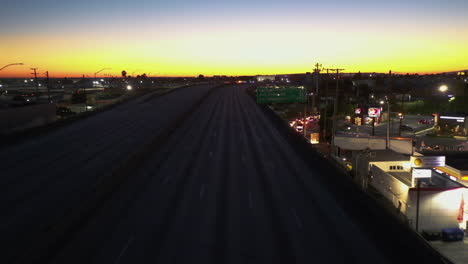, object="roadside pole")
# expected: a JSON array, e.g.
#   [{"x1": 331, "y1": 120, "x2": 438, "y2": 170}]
[
  {"x1": 387, "y1": 98, "x2": 390, "y2": 148},
  {"x1": 46, "y1": 71, "x2": 51, "y2": 103},
  {"x1": 31, "y1": 68, "x2": 39, "y2": 102},
  {"x1": 416, "y1": 179, "x2": 421, "y2": 232},
  {"x1": 330, "y1": 68, "x2": 344, "y2": 149}
]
